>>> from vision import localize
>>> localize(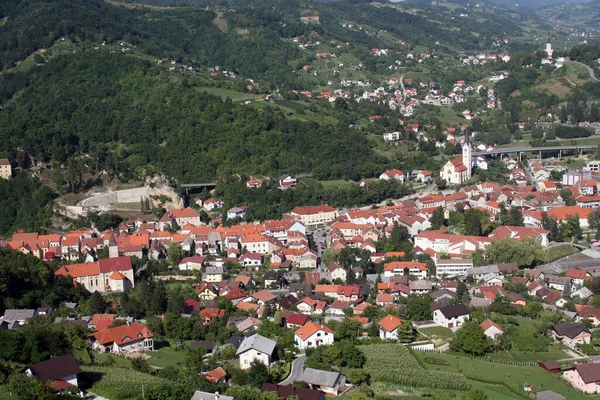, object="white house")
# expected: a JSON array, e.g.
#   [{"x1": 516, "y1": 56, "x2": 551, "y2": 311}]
[
  {"x1": 433, "y1": 304, "x2": 470, "y2": 329},
  {"x1": 178, "y1": 256, "x2": 205, "y2": 271},
  {"x1": 480, "y1": 319, "x2": 503, "y2": 340},
  {"x1": 25, "y1": 354, "x2": 81, "y2": 392},
  {"x1": 236, "y1": 334, "x2": 276, "y2": 369},
  {"x1": 239, "y1": 253, "x2": 263, "y2": 267},
  {"x1": 378, "y1": 314, "x2": 403, "y2": 340},
  {"x1": 379, "y1": 169, "x2": 405, "y2": 183},
  {"x1": 294, "y1": 322, "x2": 335, "y2": 350},
  {"x1": 465, "y1": 265, "x2": 501, "y2": 283},
  {"x1": 89, "y1": 322, "x2": 154, "y2": 355}
]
